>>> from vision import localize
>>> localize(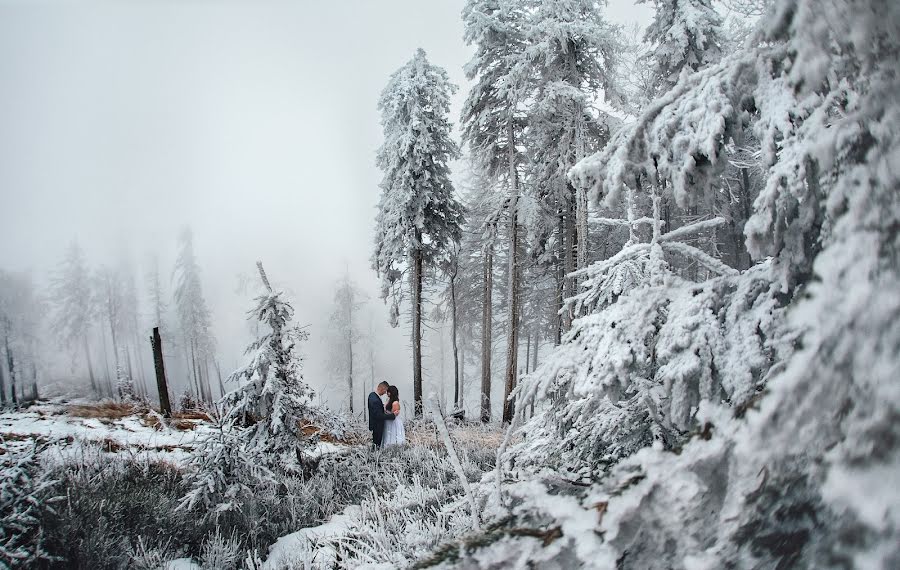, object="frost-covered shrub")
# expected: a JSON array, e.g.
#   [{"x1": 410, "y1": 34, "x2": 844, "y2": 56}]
[
  {"x1": 39, "y1": 448, "x2": 199, "y2": 569},
  {"x1": 177, "y1": 414, "x2": 277, "y2": 524},
  {"x1": 0, "y1": 441, "x2": 57, "y2": 568},
  {"x1": 510, "y1": 262, "x2": 782, "y2": 476},
  {"x1": 200, "y1": 527, "x2": 241, "y2": 570},
  {"x1": 221, "y1": 263, "x2": 339, "y2": 473}
]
